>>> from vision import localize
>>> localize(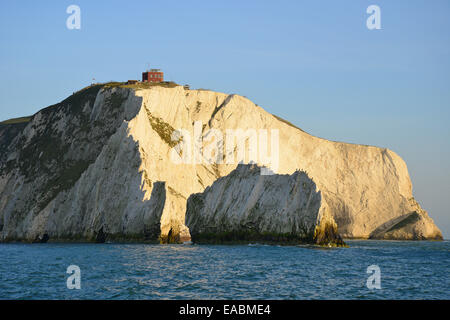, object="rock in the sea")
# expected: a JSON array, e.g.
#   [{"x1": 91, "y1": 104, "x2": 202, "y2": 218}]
[
  {"x1": 0, "y1": 82, "x2": 442, "y2": 243},
  {"x1": 32, "y1": 233, "x2": 49, "y2": 244}
]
